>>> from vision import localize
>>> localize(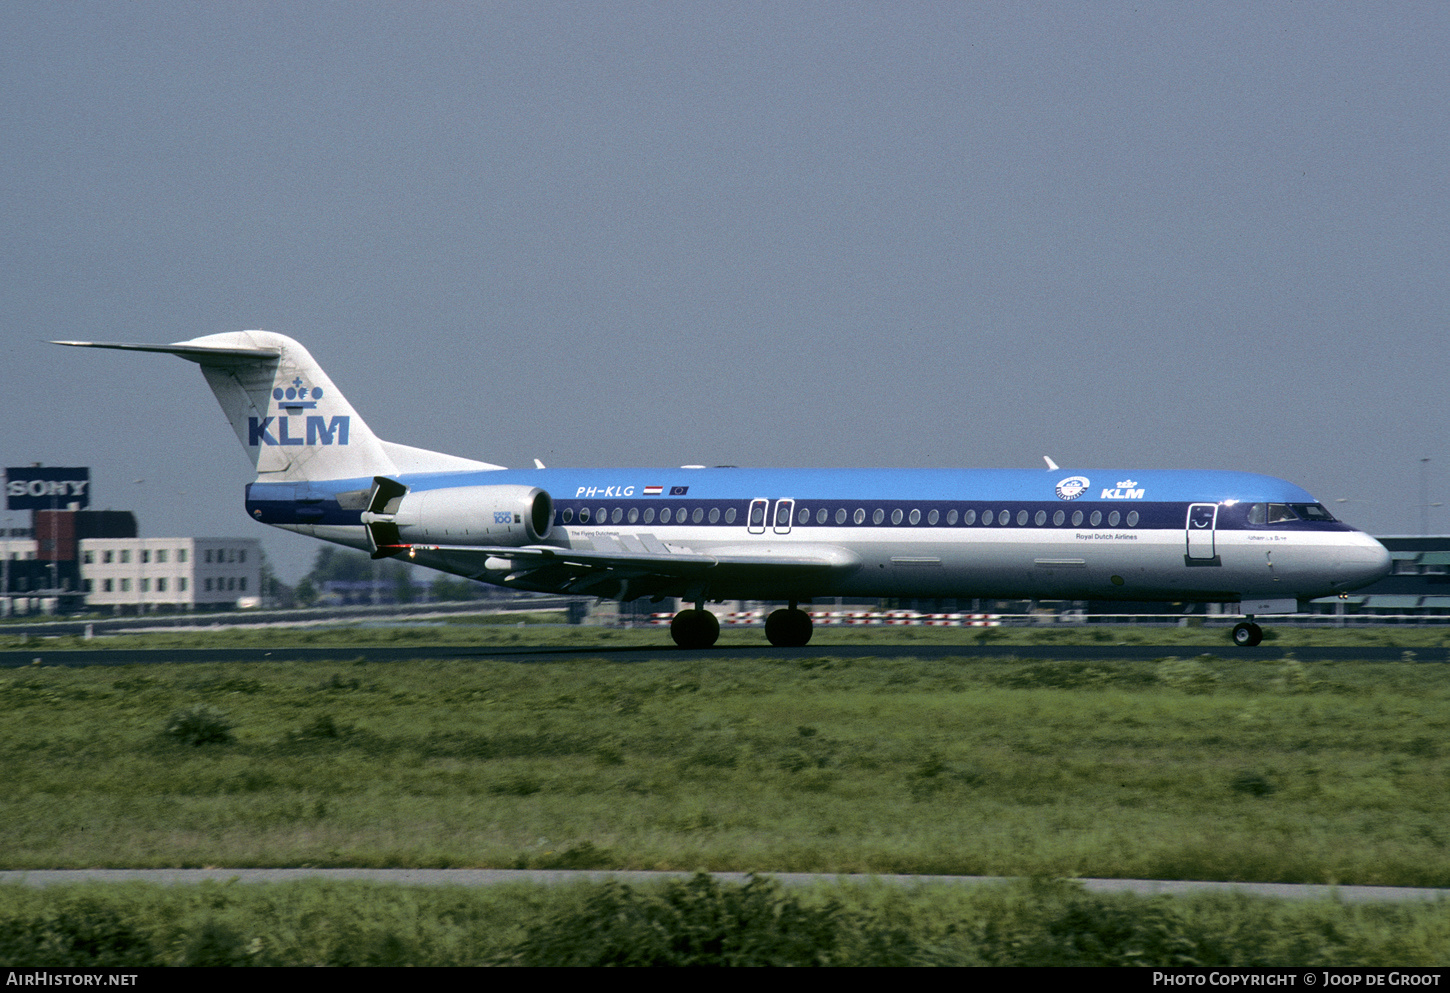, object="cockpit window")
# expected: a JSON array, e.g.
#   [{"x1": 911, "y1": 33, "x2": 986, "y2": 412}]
[
  {"x1": 1248, "y1": 502, "x2": 1337, "y2": 524},
  {"x1": 1292, "y1": 503, "x2": 1337, "y2": 522}
]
